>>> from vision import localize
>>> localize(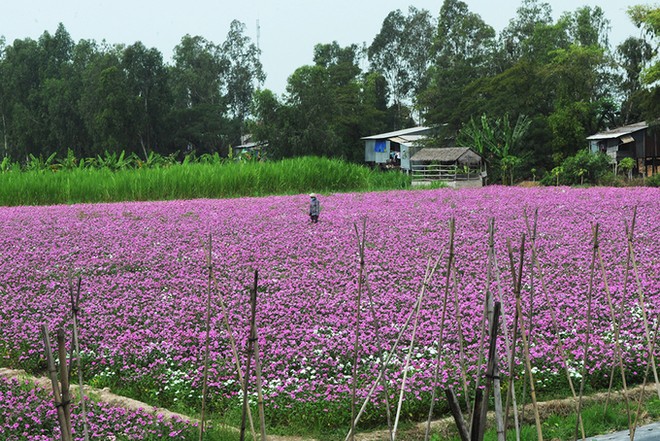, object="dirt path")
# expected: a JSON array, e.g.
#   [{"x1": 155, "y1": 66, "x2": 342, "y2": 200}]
[{"x1": 1, "y1": 367, "x2": 658, "y2": 441}]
